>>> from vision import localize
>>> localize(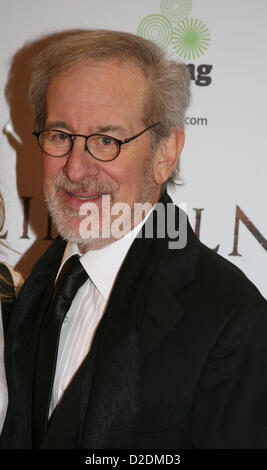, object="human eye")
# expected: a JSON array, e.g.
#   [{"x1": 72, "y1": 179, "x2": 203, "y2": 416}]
[
  {"x1": 41, "y1": 131, "x2": 71, "y2": 153},
  {"x1": 49, "y1": 131, "x2": 69, "y2": 144},
  {"x1": 89, "y1": 134, "x2": 117, "y2": 150},
  {"x1": 98, "y1": 135, "x2": 115, "y2": 146},
  {"x1": 88, "y1": 134, "x2": 118, "y2": 159}
]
